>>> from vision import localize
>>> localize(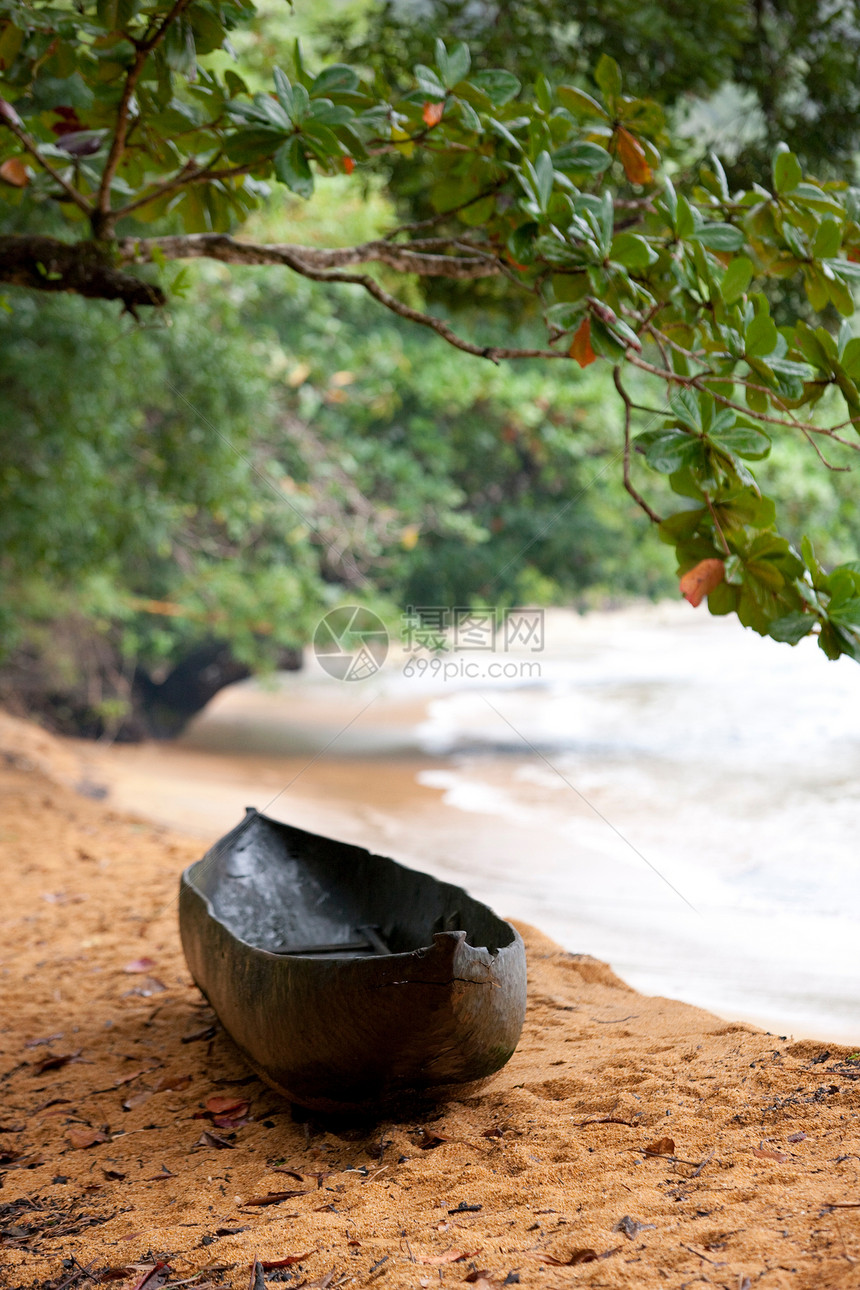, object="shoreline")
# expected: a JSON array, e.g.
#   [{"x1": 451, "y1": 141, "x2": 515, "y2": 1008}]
[{"x1": 1, "y1": 715, "x2": 859, "y2": 1289}]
